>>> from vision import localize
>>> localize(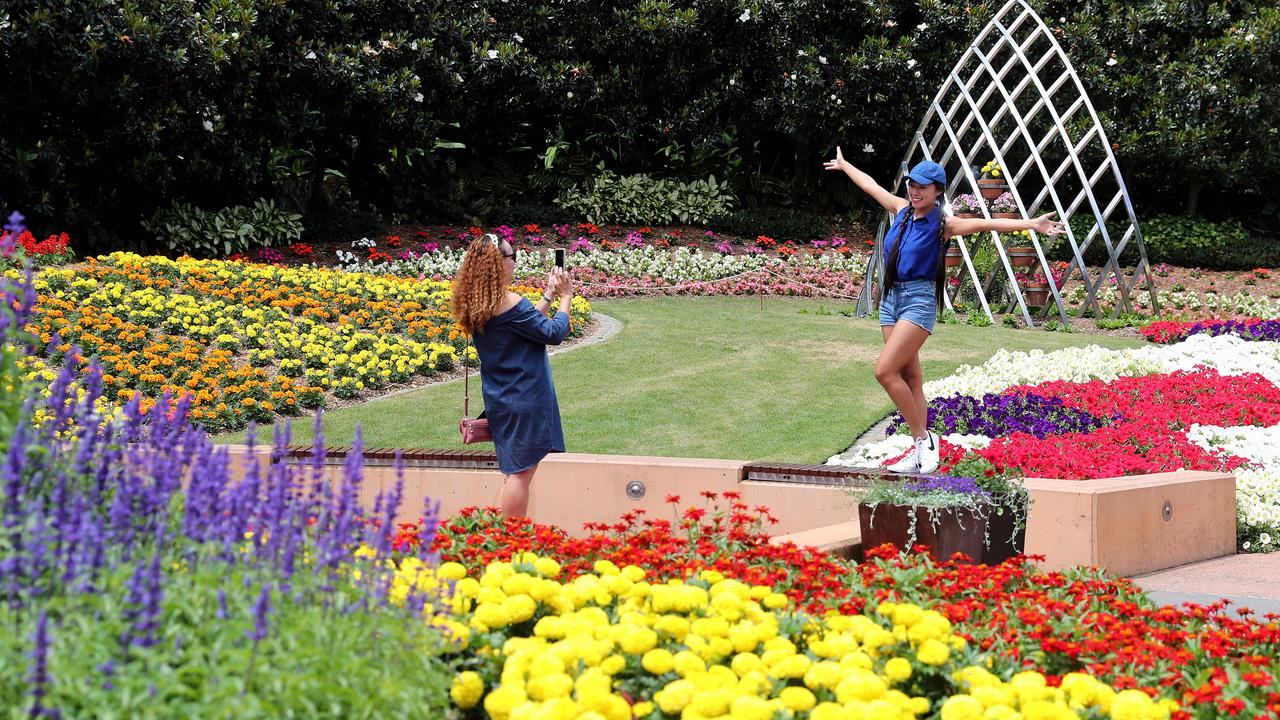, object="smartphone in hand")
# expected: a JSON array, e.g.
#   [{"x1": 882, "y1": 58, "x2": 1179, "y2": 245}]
[{"x1": 554, "y1": 248, "x2": 565, "y2": 268}]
